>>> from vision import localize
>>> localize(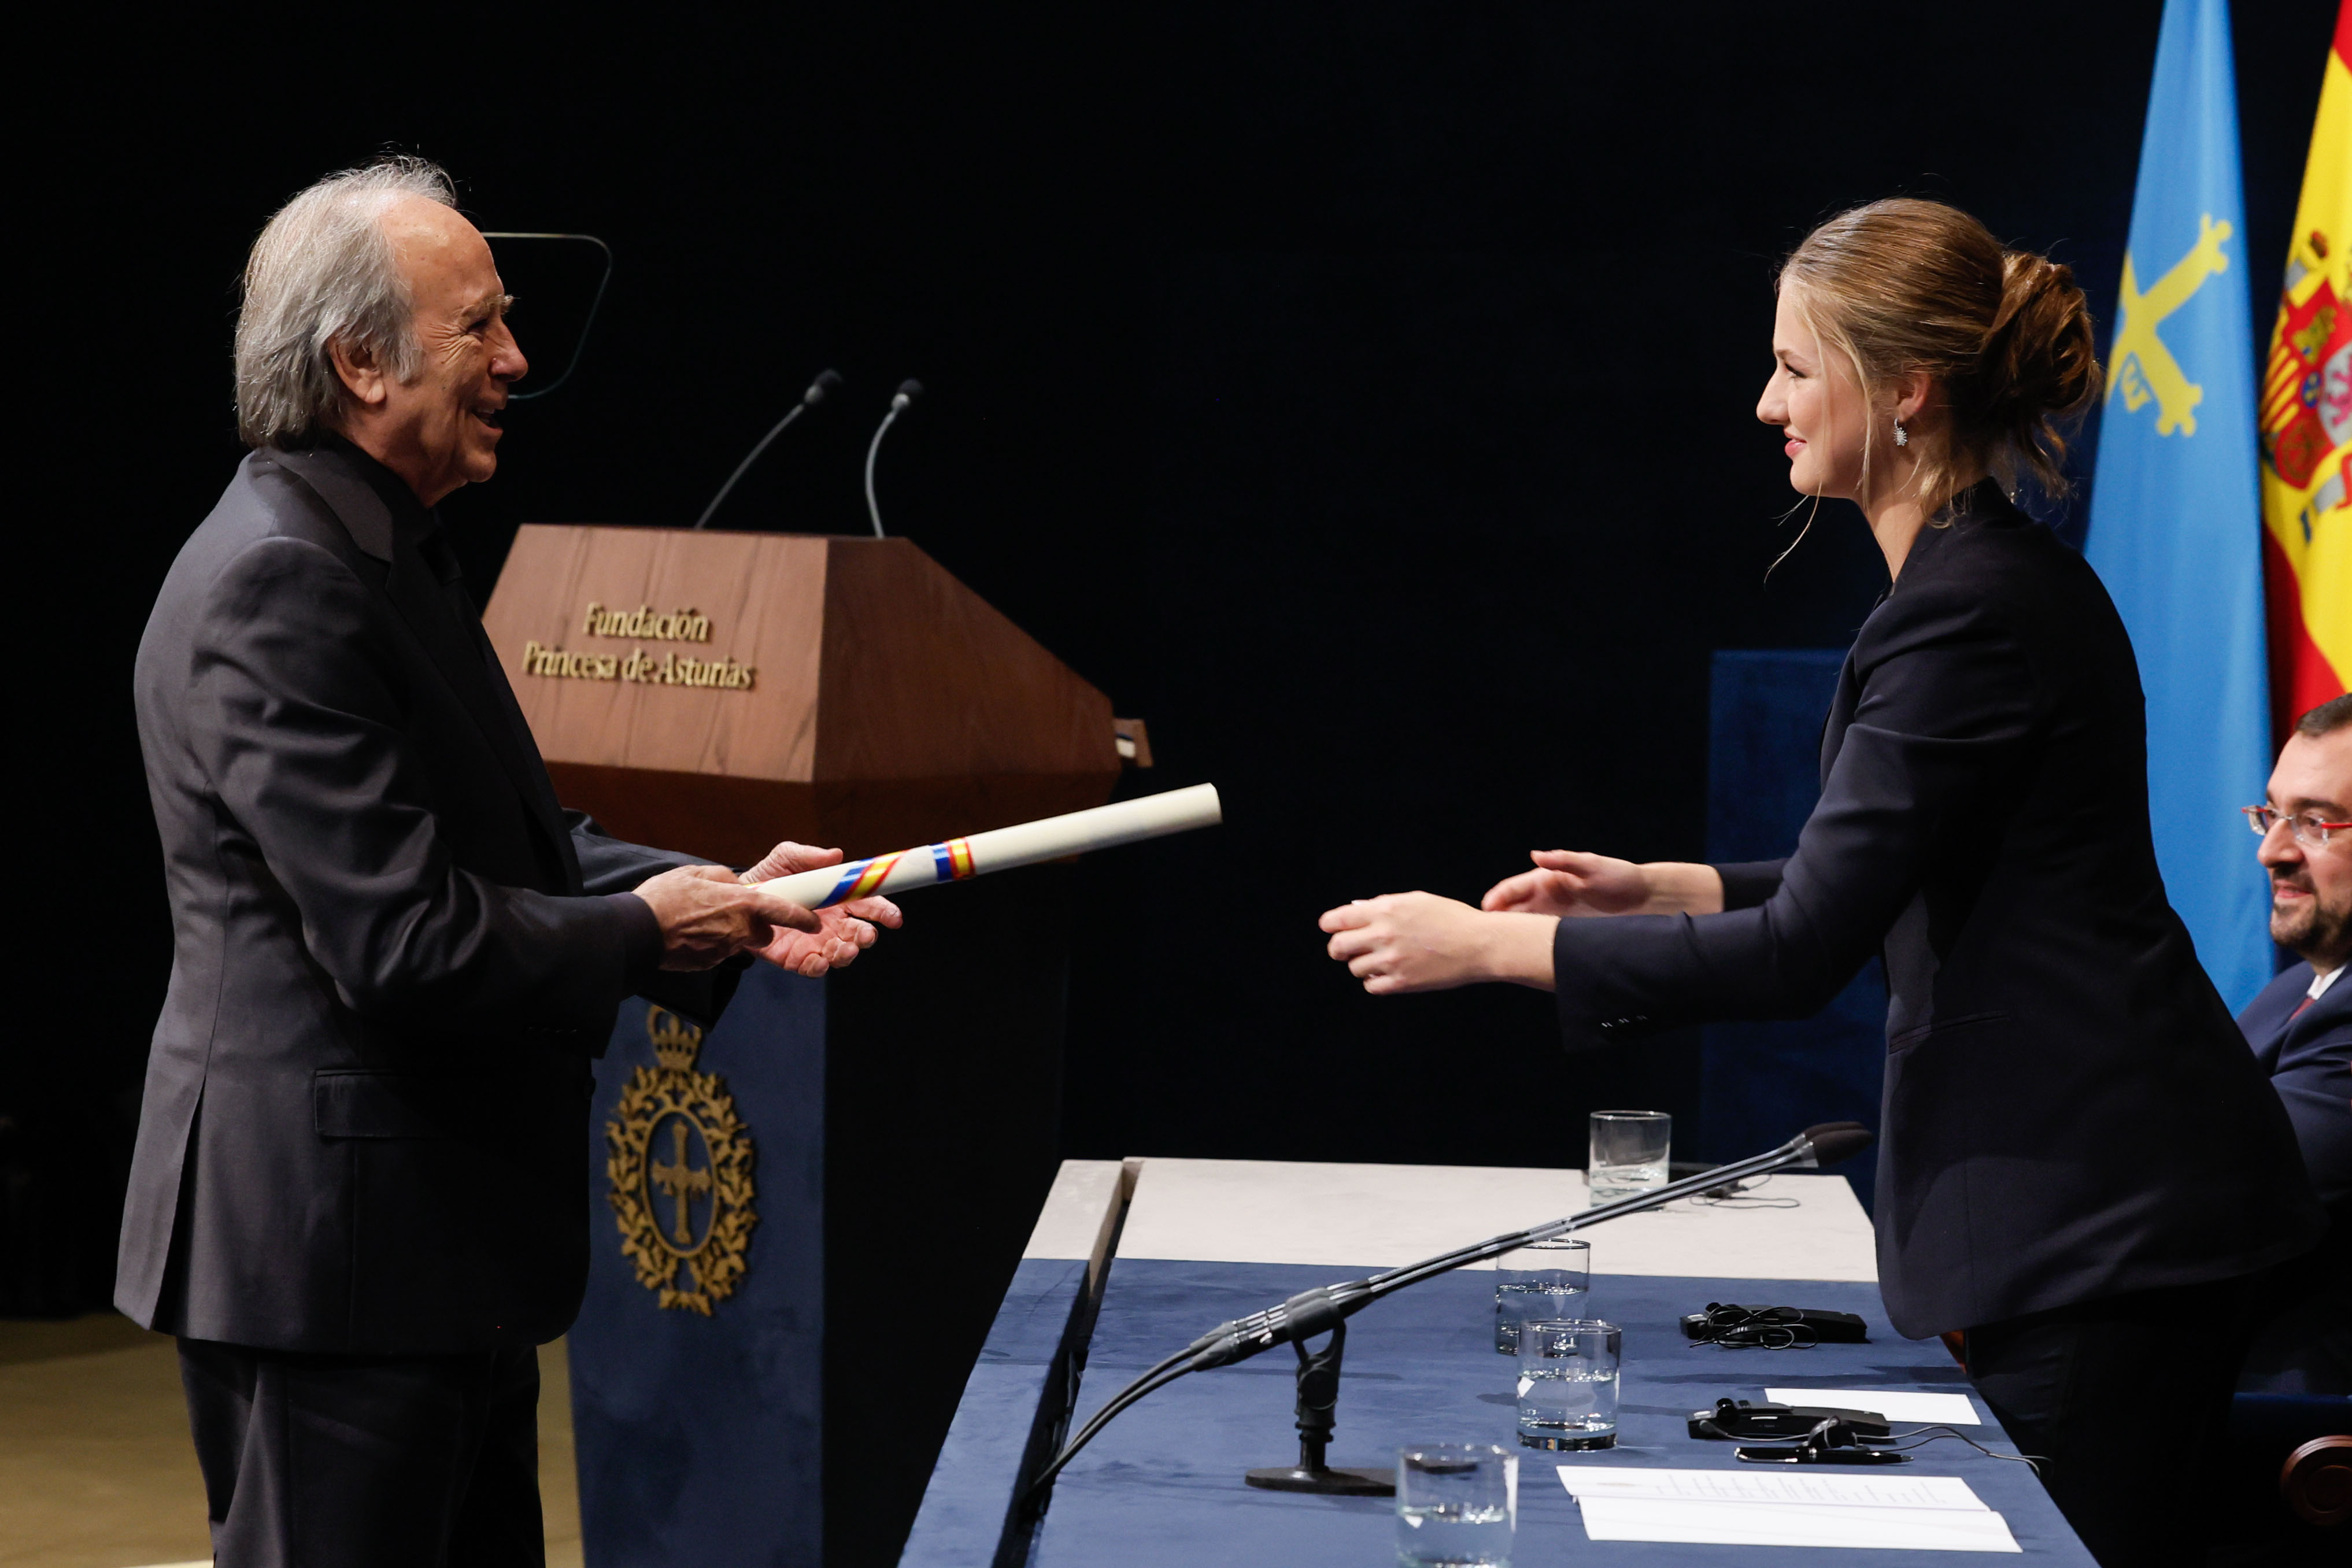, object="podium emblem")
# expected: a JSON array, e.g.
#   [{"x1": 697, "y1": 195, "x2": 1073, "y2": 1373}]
[{"x1": 605, "y1": 1007, "x2": 759, "y2": 1315}]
